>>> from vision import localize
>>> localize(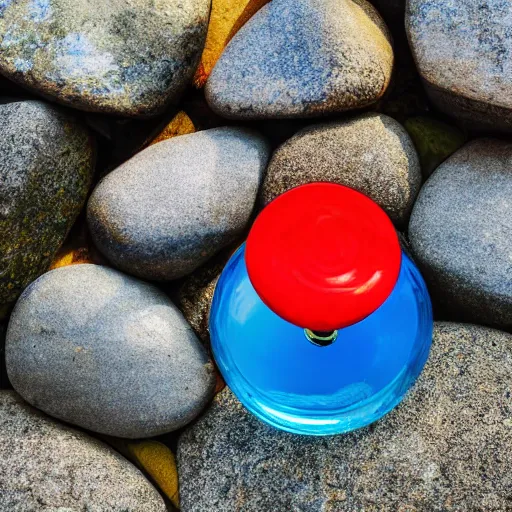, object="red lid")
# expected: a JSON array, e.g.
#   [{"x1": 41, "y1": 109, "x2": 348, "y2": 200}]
[{"x1": 245, "y1": 183, "x2": 401, "y2": 331}]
